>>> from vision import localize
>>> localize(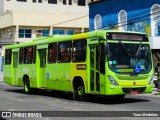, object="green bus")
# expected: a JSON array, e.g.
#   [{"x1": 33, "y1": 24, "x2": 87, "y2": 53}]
[{"x1": 4, "y1": 30, "x2": 154, "y2": 100}]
